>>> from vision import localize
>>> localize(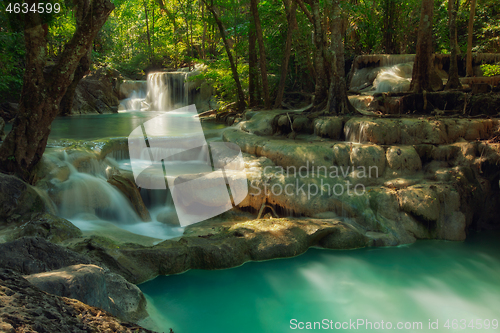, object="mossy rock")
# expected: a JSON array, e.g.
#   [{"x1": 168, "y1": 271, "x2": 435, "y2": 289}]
[{"x1": 8, "y1": 213, "x2": 82, "y2": 243}]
